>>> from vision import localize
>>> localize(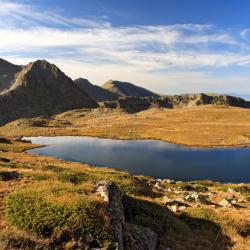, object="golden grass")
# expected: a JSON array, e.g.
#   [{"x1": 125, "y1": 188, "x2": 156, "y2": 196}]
[
  {"x1": 0, "y1": 150, "x2": 249, "y2": 249},
  {"x1": 1, "y1": 105, "x2": 250, "y2": 147}
]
